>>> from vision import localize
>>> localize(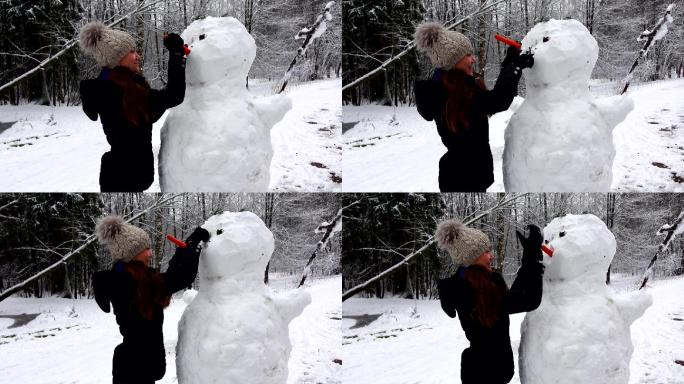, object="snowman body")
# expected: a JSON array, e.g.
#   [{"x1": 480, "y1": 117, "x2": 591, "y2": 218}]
[
  {"x1": 519, "y1": 214, "x2": 651, "y2": 384},
  {"x1": 176, "y1": 211, "x2": 310, "y2": 383}
]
